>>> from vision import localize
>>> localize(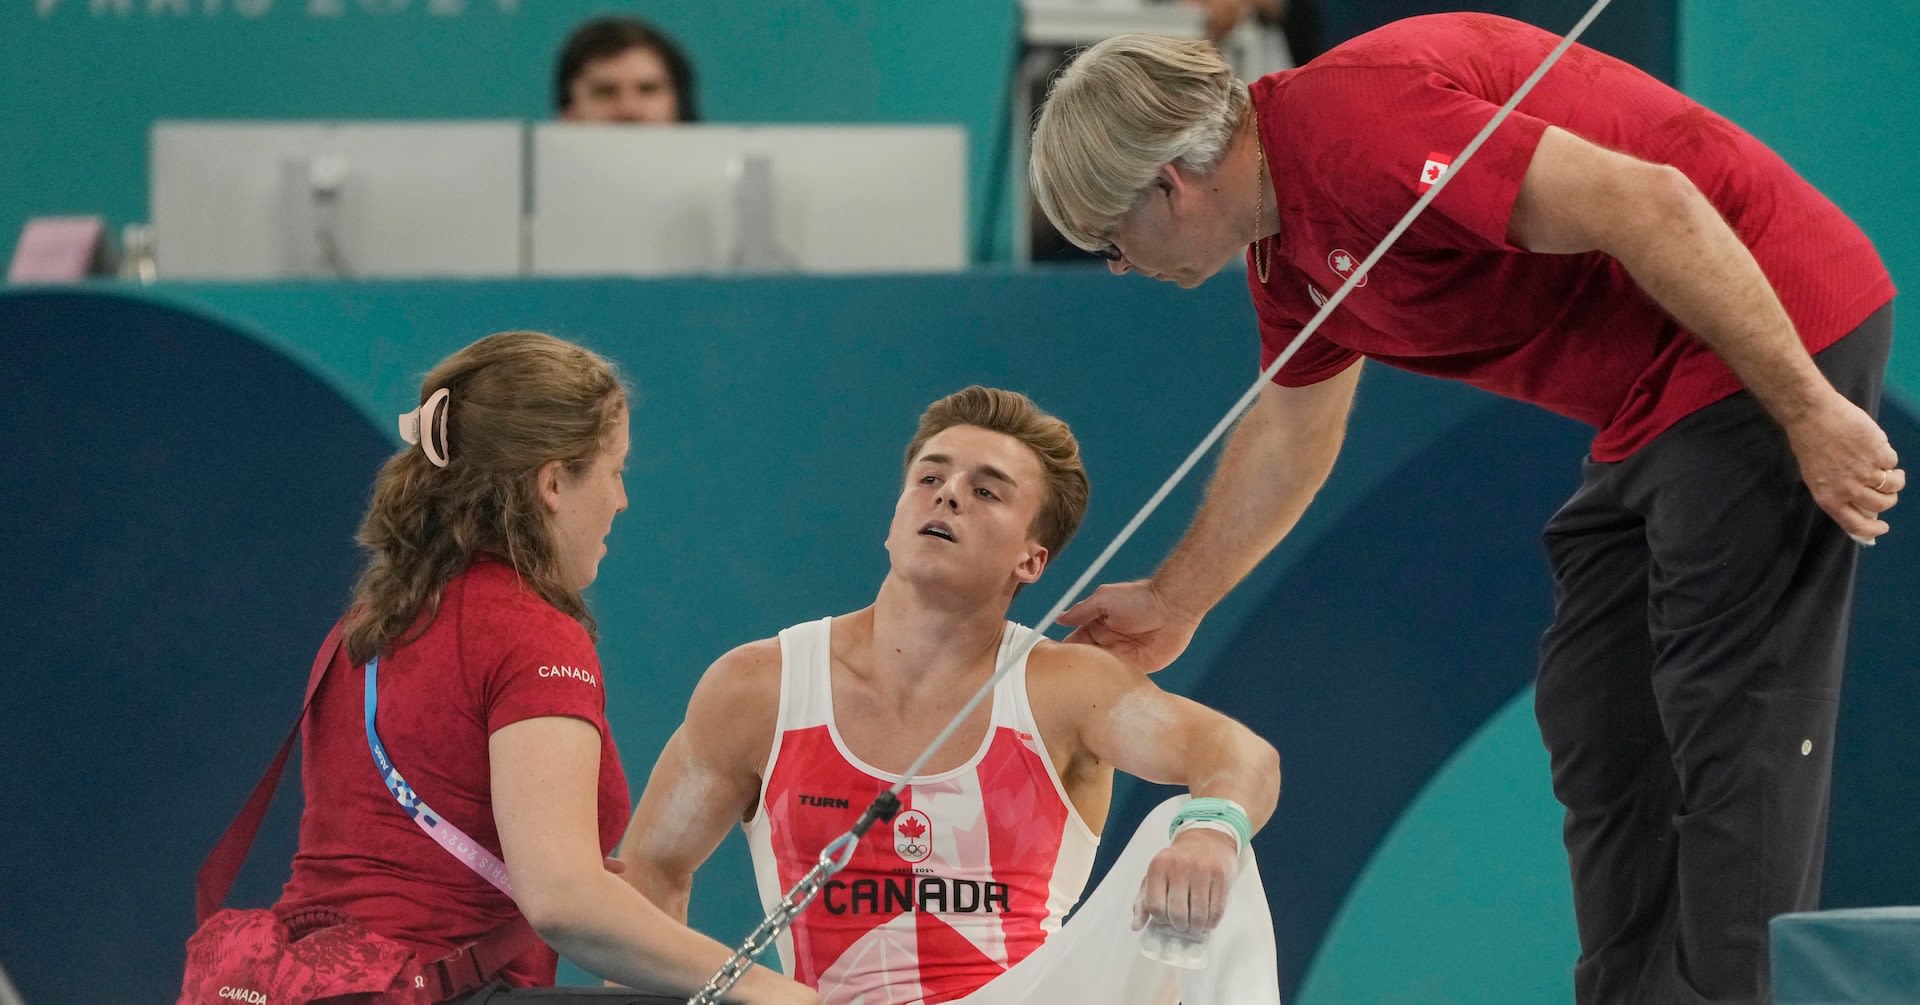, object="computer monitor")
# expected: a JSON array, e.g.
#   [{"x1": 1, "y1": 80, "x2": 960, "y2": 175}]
[
  {"x1": 529, "y1": 124, "x2": 967, "y2": 276},
  {"x1": 150, "y1": 121, "x2": 525, "y2": 280}
]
